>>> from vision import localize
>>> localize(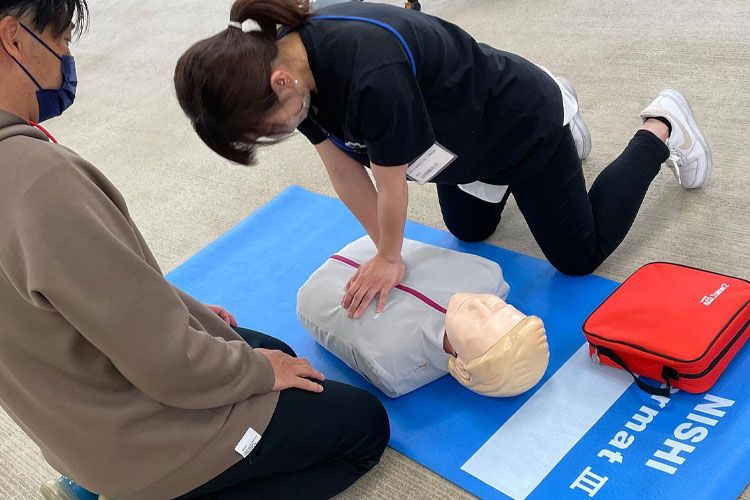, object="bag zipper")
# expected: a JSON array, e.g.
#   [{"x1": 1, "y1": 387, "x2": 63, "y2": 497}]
[{"x1": 678, "y1": 316, "x2": 750, "y2": 379}]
